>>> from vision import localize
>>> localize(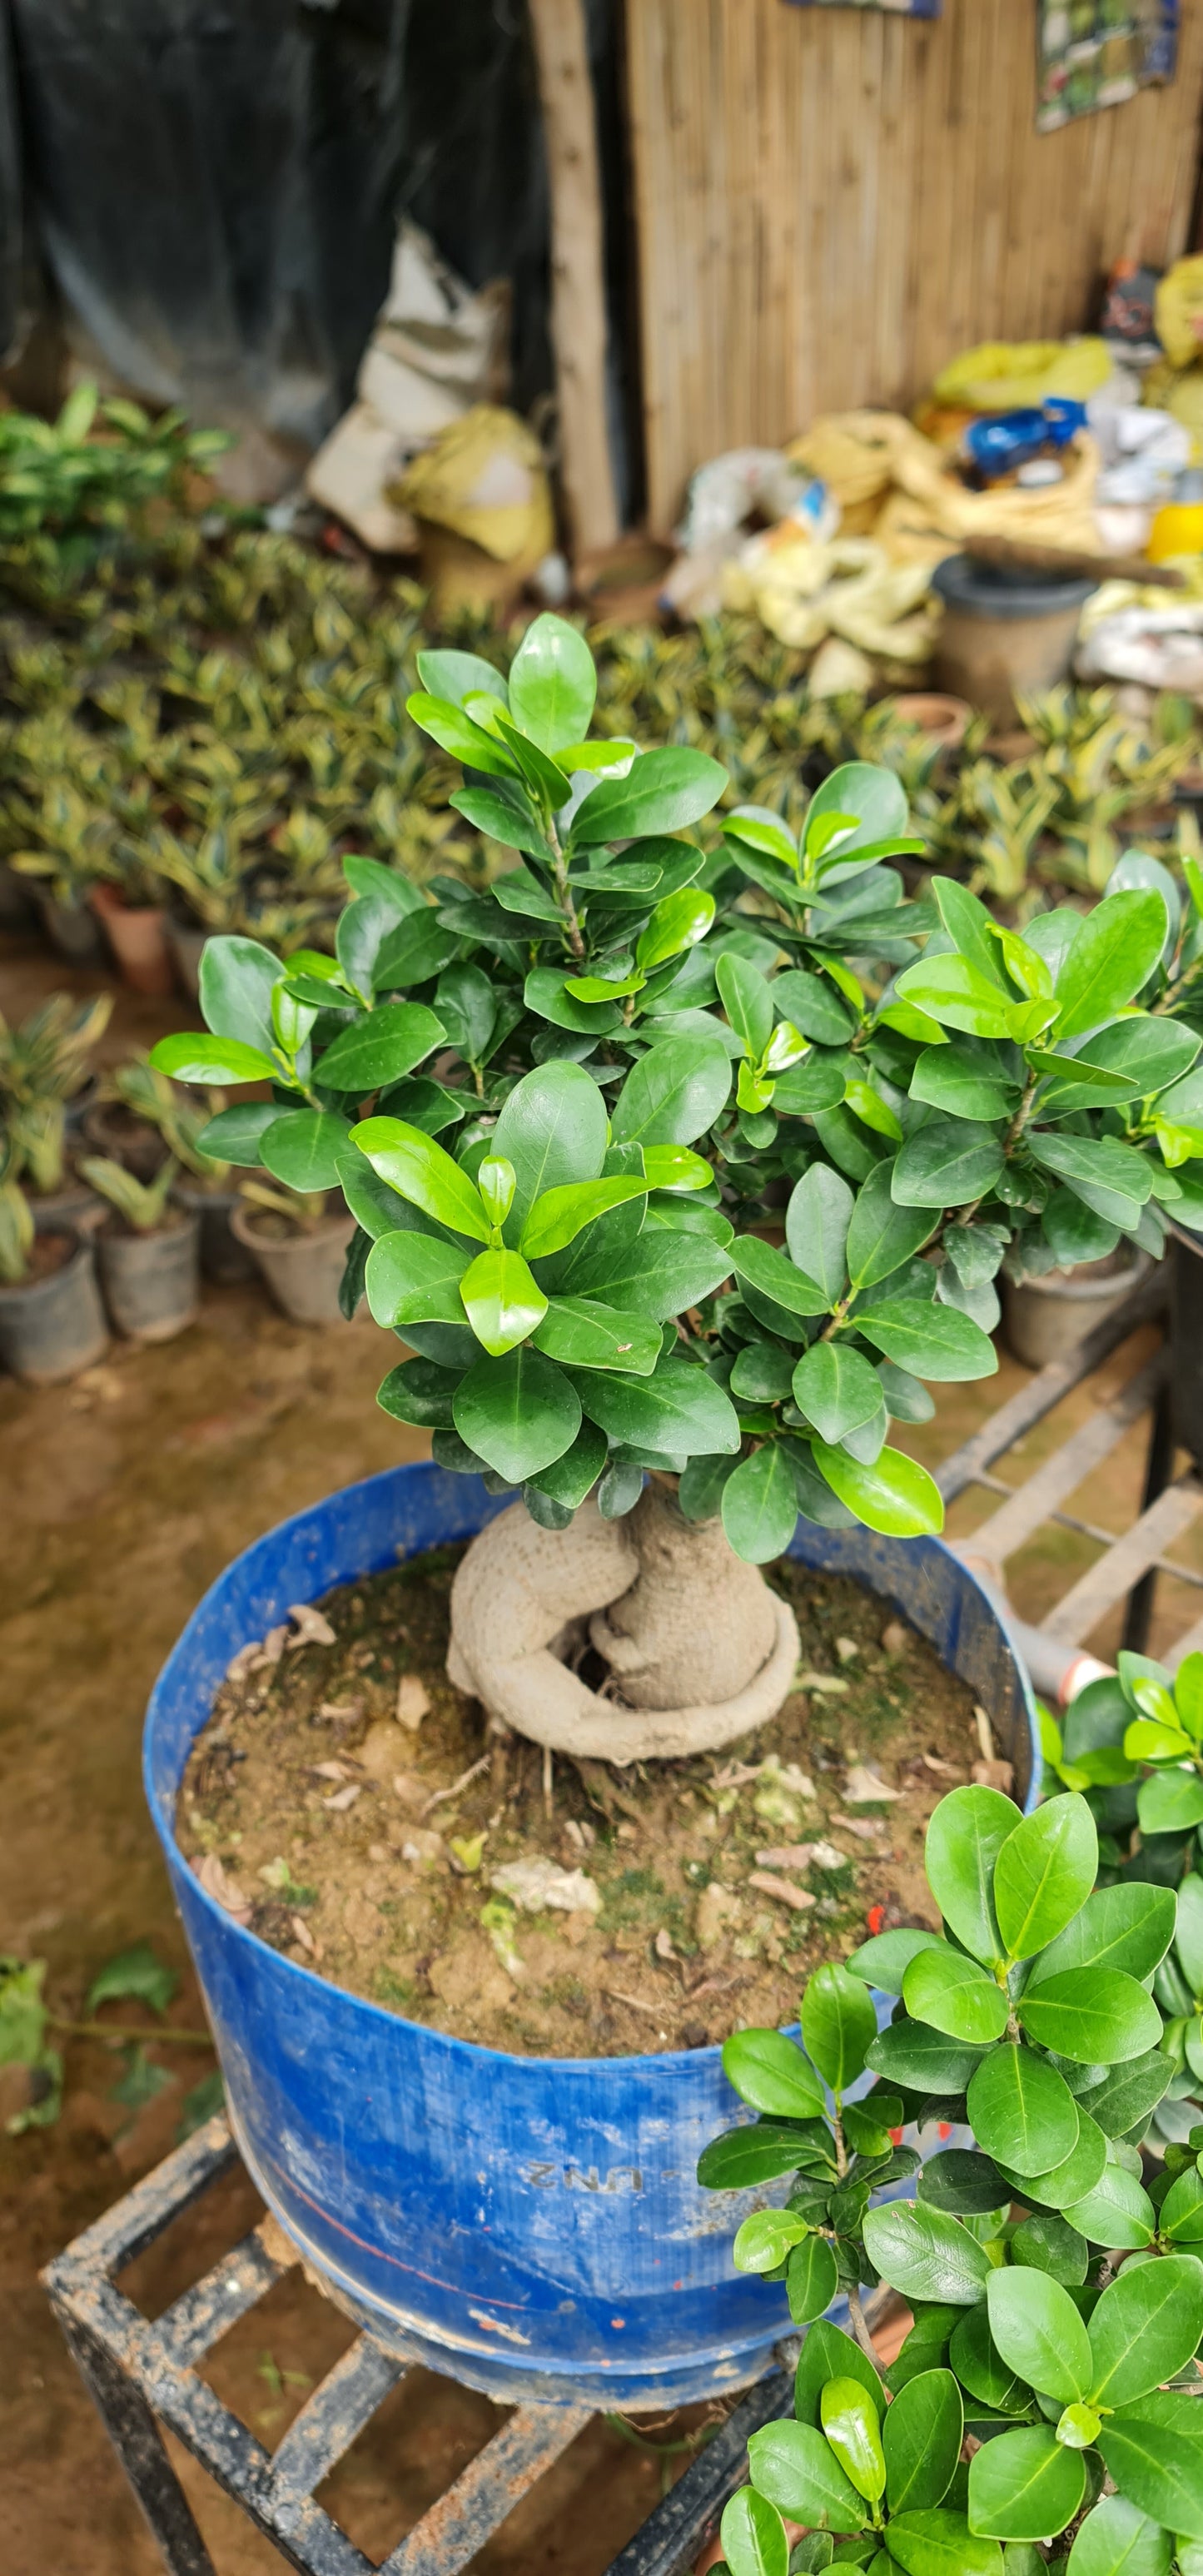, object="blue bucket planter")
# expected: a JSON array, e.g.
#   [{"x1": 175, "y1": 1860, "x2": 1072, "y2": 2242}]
[{"x1": 145, "y1": 1460, "x2": 1038, "y2": 2410}]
